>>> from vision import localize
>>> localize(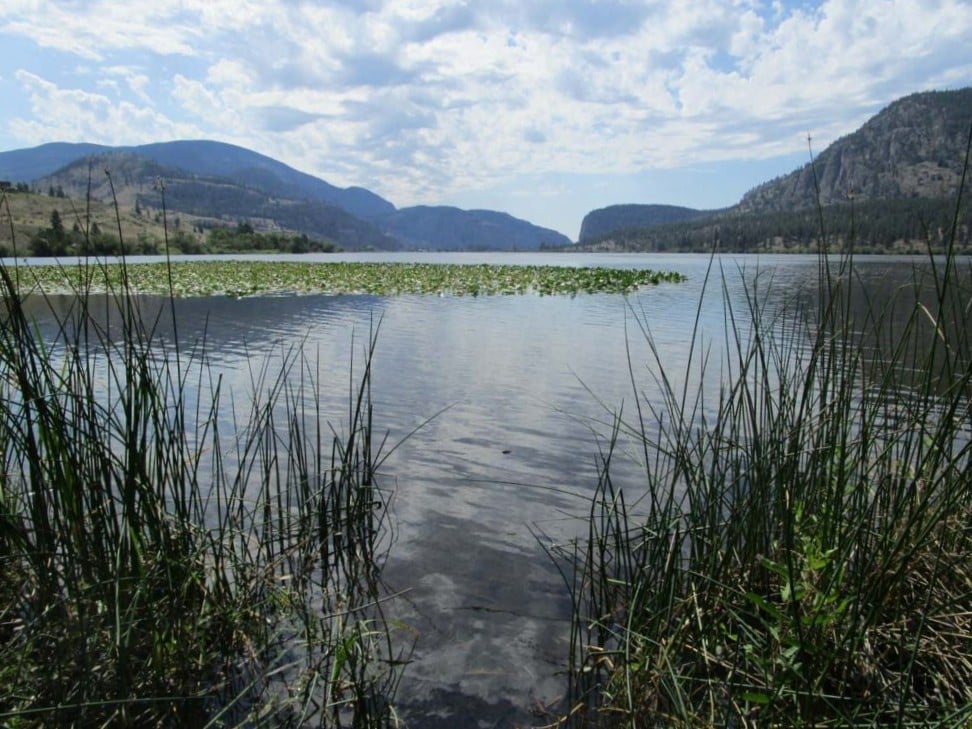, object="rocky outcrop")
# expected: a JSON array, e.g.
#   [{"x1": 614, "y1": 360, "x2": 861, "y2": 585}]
[{"x1": 740, "y1": 88, "x2": 972, "y2": 212}]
